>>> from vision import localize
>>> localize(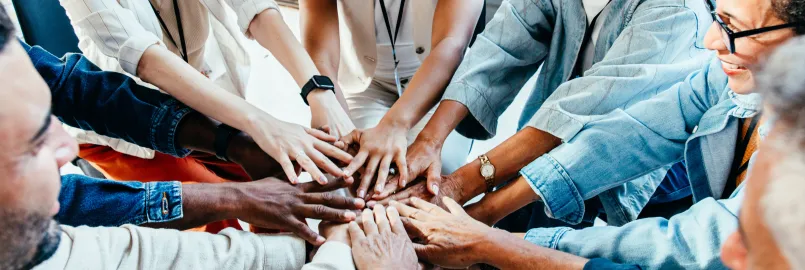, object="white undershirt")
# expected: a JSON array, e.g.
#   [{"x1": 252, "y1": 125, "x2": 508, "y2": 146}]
[
  {"x1": 374, "y1": 0, "x2": 421, "y2": 80},
  {"x1": 580, "y1": 0, "x2": 610, "y2": 72}
]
